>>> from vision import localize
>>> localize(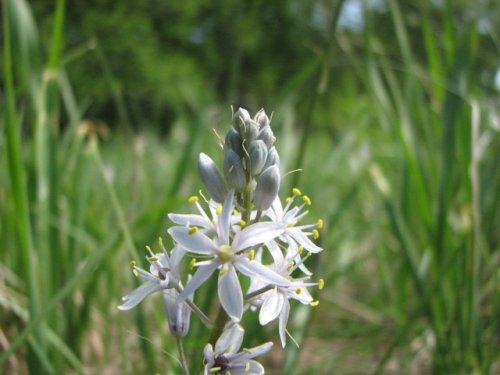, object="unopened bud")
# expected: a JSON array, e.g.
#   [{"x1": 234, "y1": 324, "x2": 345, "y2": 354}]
[
  {"x1": 263, "y1": 146, "x2": 280, "y2": 170},
  {"x1": 225, "y1": 128, "x2": 243, "y2": 156},
  {"x1": 248, "y1": 140, "x2": 268, "y2": 176},
  {"x1": 242, "y1": 119, "x2": 259, "y2": 141},
  {"x1": 254, "y1": 165, "x2": 280, "y2": 210},
  {"x1": 198, "y1": 153, "x2": 228, "y2": 203},
  {"x1": 224, "y1": 149, "x2": 246, "y2": 190},
  {"x1": 254, "y1": 109, "x2": 270, "y2": 128},
  {"x1": 162, "y1": 289, "x2": 191, "y2": 337},
  {"x1": 257, "y1": 125, "x2": 275, "y2": 148},
  {"x1": 232, "y1": 107, "x2": 251, "y2": 132}
]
